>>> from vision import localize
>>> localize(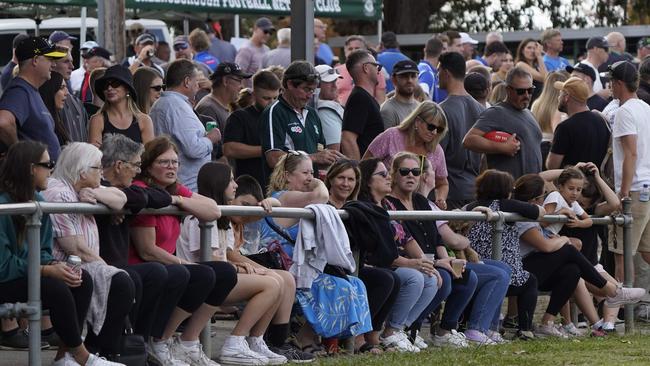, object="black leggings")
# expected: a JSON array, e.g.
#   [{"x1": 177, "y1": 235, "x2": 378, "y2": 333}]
[
  {"x1": 506, "y1": 274, "x2": 538, "y2": 331},
  {"x1": 151, "y1": 264, "x2": 190, "y2": 339},
  {"x1": 523, "y1": 245, "x2": 607, "y2": 316},
  {"x1": 0, "y1": 270, "x2": 93, "y2": 348},
  {"x1": 85, "y1": 272, "x2": 136, "y2": 354},
  {"x1": 124, "y1": 262, "x2": 167, "y2": 340},
  {"x1": 358, "y1": 266, "x2": 401, "y2": 331}
]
